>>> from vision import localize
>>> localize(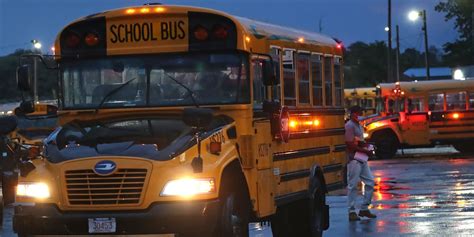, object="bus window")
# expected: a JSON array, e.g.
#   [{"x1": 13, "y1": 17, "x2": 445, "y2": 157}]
[
  {"x1": 270, "y1": 47, "x2": 281, "y2": 101},
  {"x1": 334, "y1": 57, "x2": 342, "y2": 106},
  {"x1": 324, "y1": 56, "x2": 333, "y2": 106},
  {"x1": 470, "y1": 92, "x2": 474, "y2": 109},
  {"x1": 283, "y1": 49, "x2": 296, "y2": 106},
  {"x1": 366, "y1": 99, "x2": 374, "y2": 108},
  {"x1": 428, "y1": 93, "x2": 444, "y2": 111},
  {"x1": 408, "y1": 97, "x2": 425, "y2": 112},
  {"x1": 297, "y1": 53, "x2": 310, "y2": 104},
  {"x1": 252, "y1": 58, "x2": 266, "y2": 109},
  {"x1": 446, "y1": 92, "x2": 466, "y2": 111},
  {"x1": 345, "y1": 98, "x2": 351, "y2": 108},
  {"x1": 311, "y1": 54, "x2": 323, "y2": 106}
]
